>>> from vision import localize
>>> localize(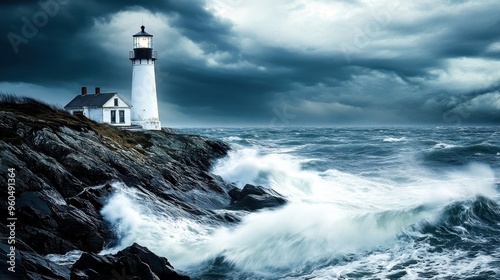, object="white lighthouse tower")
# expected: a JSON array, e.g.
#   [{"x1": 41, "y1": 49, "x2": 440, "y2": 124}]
[{"x1": 130, "y1": 25, "x2": 161, "y2": 130}]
